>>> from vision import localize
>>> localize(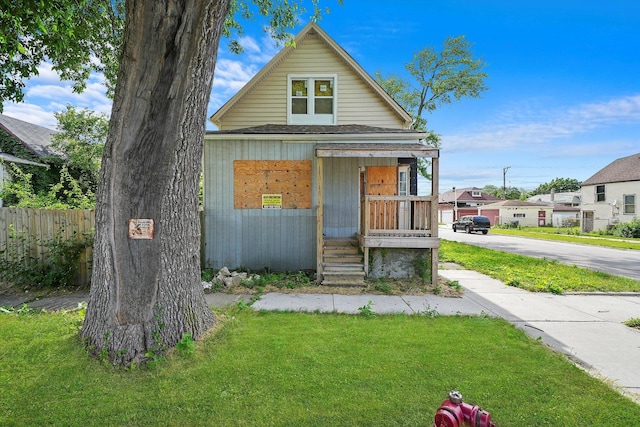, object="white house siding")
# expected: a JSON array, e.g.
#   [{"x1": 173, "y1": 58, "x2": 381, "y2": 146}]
[
  {"x1": 482, "y1": 206, "x2": 553, "y2": 227},
  {"x1": 581, "y1": 181, "x2": 639, "y2": 231},
  {"x1": 218, "y1": 33, "x2": 405, "y2": 130},
  {"x1": 203, "y1": 138, "x2": 317, "y2": 271}
]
